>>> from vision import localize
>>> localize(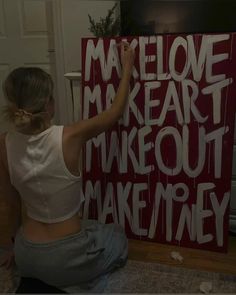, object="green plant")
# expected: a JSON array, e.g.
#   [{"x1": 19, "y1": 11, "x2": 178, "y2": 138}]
[{"x1": 88, "y1": 3, "x2": 120, "y2": 37}]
